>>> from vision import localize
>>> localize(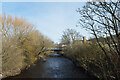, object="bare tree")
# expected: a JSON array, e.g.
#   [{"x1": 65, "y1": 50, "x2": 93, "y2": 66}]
[
  {"x1": 61, "y1": 28, "x2": 82, "y2": 45},
  {"x1": 77, "y1": 1, "x2": 120, "y2": 79}
]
